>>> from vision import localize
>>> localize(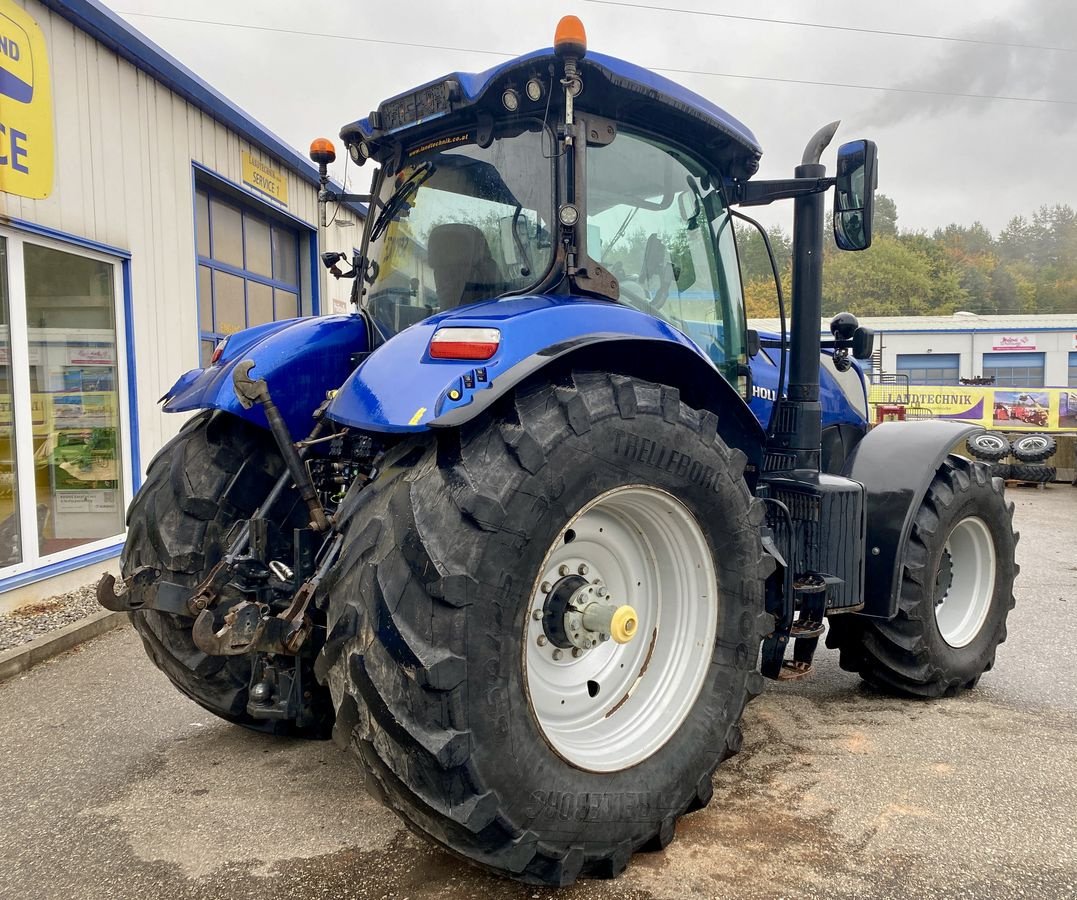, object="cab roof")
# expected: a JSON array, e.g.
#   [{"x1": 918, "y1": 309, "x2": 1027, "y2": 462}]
[{"x1": 341, "y1": 48, "x2": 763, "y2": 180}]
